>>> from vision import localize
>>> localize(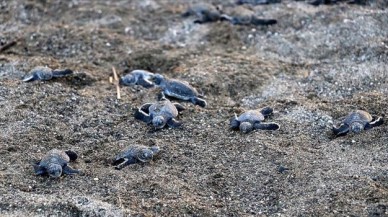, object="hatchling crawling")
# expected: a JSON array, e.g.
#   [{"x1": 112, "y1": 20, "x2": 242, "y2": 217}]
[
  {"x1": 33, "y1": 149, "x2": 79, "y2": 178},
  {"x1": 332, "y1": 110, "x2": 383, "y2": 136},
  {"x1": 236, "y1": 0, "x2": 281, "y2": 5},
  {"x1": 154, "y1": 74, "x2": 207, "y2": 108},
  {"x1": 134, "y1": 97, "x2": 186, "y2": 129},
  {"x1": 119, "y1": 69, "x2": 155, "y2": 88},
  {"x1": 221, "y1": 7, "x2": 277, "y2": 26},
  {"x1": 113, "y1": 145, "x2": 160, "y2": 170},
  {"x1": 22, "y1": 66, "x2": 73, "y2": 82},
  {"x1": 230, "y1": 107, "x2": 280, "y2": 133}
]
